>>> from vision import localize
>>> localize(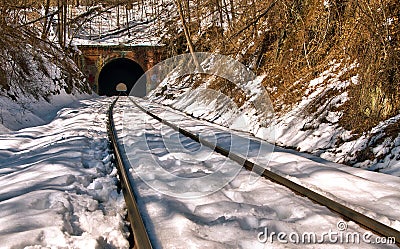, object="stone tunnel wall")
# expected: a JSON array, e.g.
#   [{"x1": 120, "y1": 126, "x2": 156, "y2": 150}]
[{"x1": 75, "y1": 45, "x2": 165, "y2": 94}]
